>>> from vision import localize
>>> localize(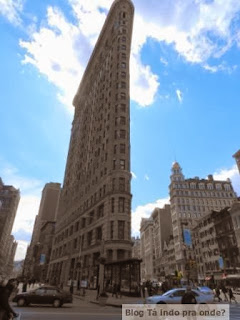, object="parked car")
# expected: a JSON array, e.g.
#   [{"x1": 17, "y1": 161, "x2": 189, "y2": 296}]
[
  {"x1": 145, "y1": 288, "x2": 214, "y2": 304},
  {"x1": 13, "y1": 286, "x2": 73, "y2": 307}
]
